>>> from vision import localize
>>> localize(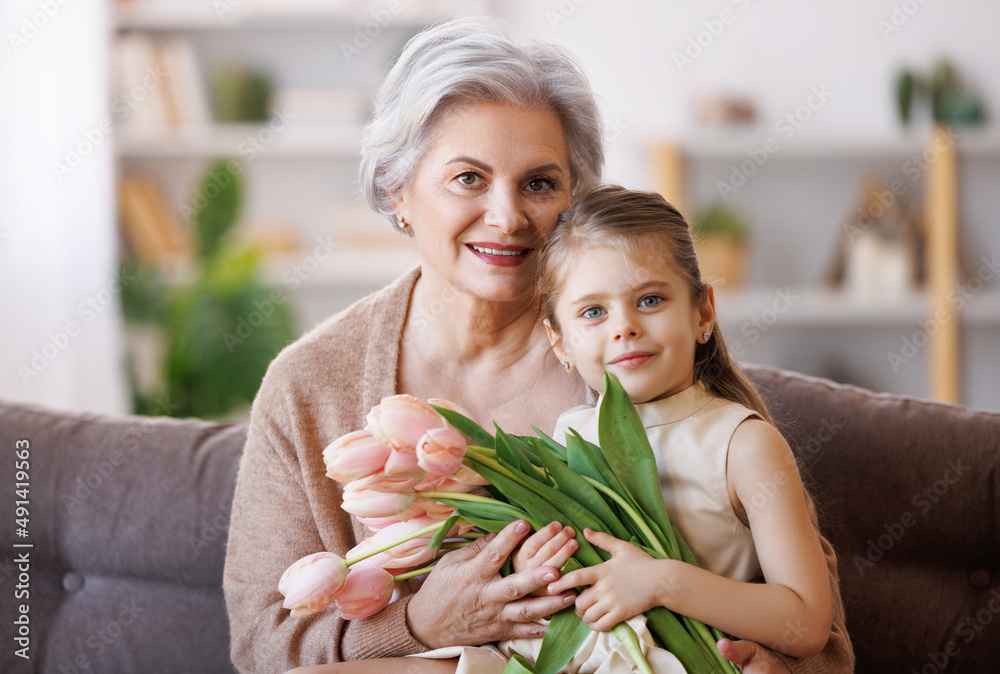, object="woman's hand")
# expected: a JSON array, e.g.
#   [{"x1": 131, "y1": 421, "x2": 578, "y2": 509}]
[
  {"x1": 546, "y1": 528, "x2": 668, "y2": 632},
  {"x1": 512, "y1": 521, "x2": 578, "y2": 596},
  {"x1": 717, "y1": 638, "x2": 792, "y2": 673},
  {"x1": 405, "y1": 520, "x2": 577, "y2": 649}
]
